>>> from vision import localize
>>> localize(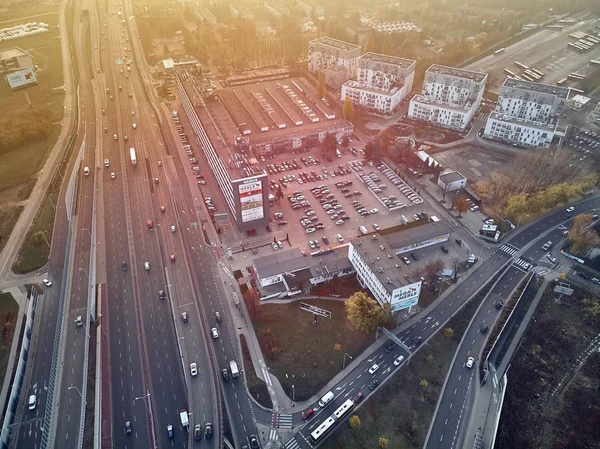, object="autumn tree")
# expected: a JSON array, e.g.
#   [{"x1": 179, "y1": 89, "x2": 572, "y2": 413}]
[
  {"x1": 342, "y1": 95, "x2": 354, "y2": 122},
  {"x1": 345, "y1": 291, "x2": 390, "y2": 333},
  {"x1": 454, "y1": 195, "x2": 469, "y2": 218},
  {"x1": 322, "y1": 134, "x2": 337, "y2": 161},
  {"x1": 317, "y1": 71, "x2": 327, "y2": 99},
  {"x1": 423, "y1": 259, "x2": 445, "y2": 286},
  {"x1": 275, "y1": 185, "x2": 284, "y2": 200},
  {"x1": 364, "y1": 142, "x2": 376, "y2": 161},
  {"x1": 568, "y1": 214, "x2": 600, "y2": 255},
  {"x1": 443, "y1": 327, "x2": 454, "y2": 339},
  {"x1": 379, "y1": 436, "x2": 389, "y2": 449},
  {"x1": 349, "y1": 415, "x2": 361, "y2": 429}
]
